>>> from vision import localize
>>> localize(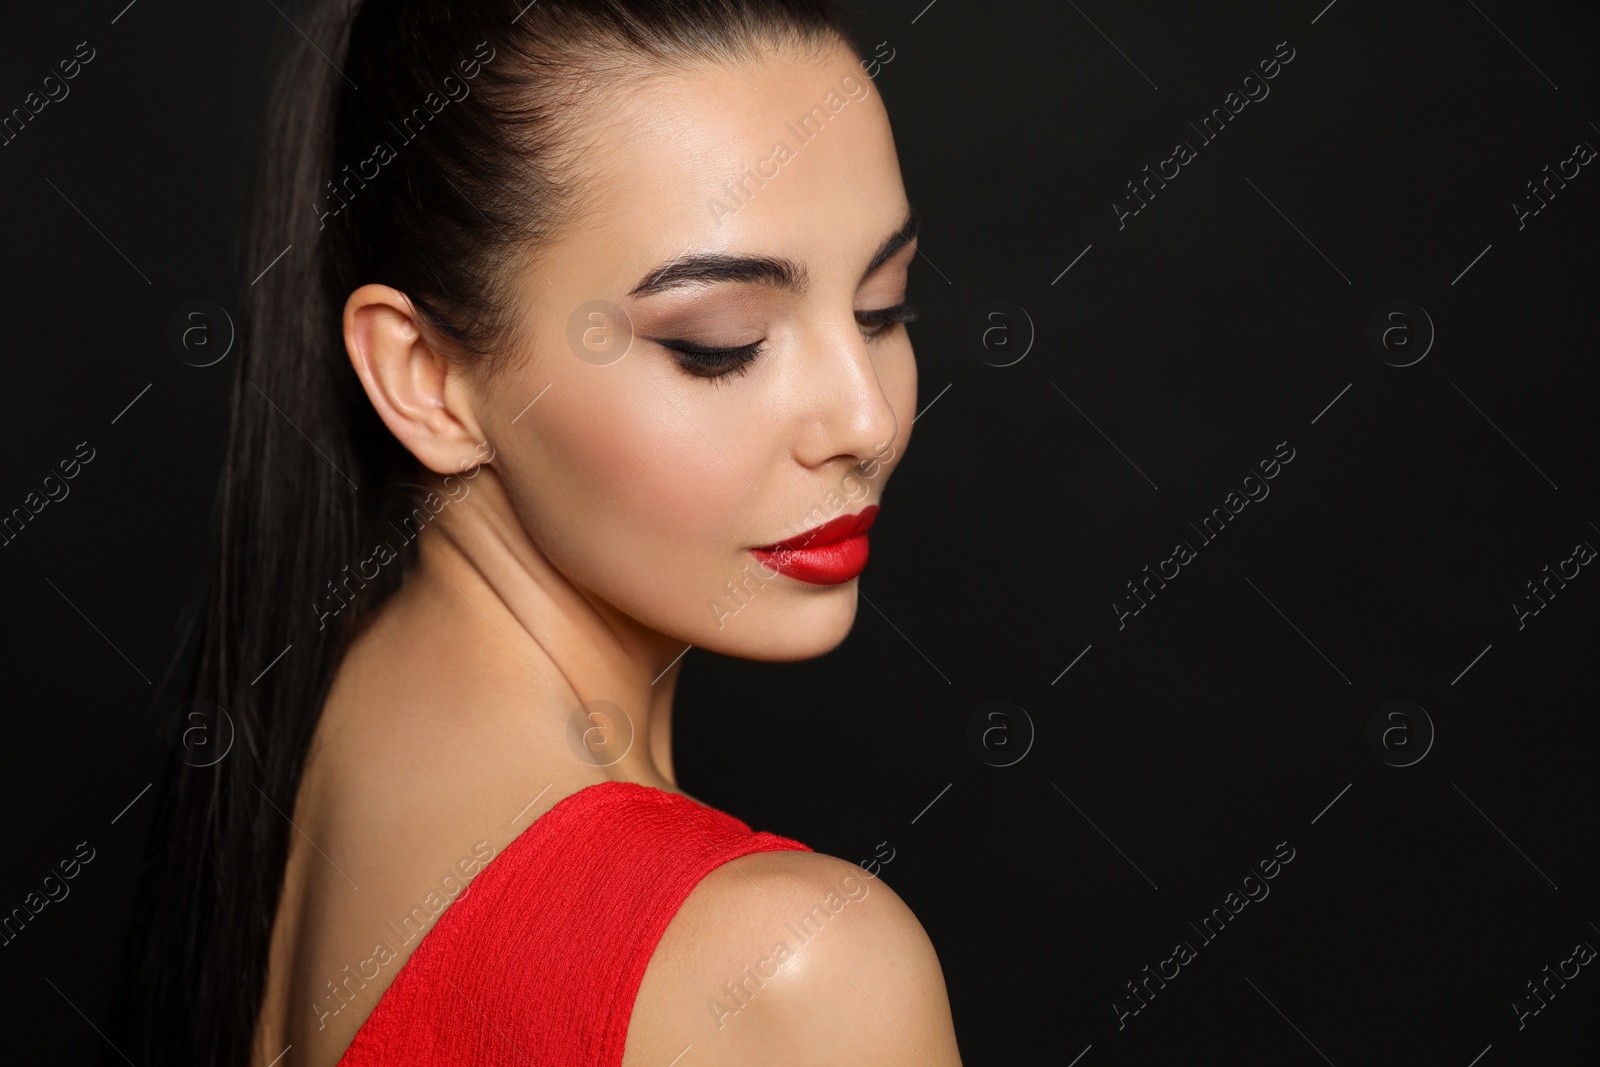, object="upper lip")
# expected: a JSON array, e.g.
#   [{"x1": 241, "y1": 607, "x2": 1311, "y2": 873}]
[{"x1": 755, "y1": 504, "x2": 878, "y2": 551}]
